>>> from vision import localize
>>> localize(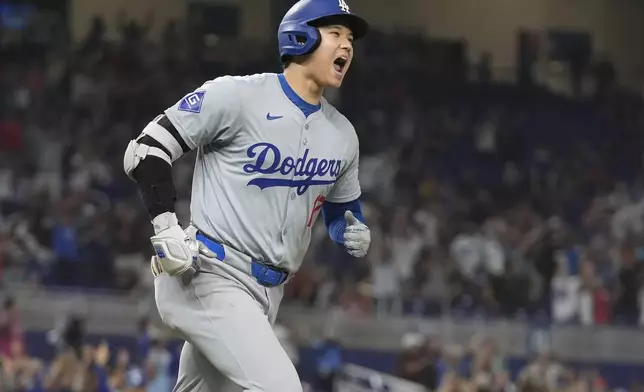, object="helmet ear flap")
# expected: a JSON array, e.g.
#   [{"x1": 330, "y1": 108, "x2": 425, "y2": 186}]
[
  {"x1": 278, "y1": 23, "x2": 321, "y2": 59},
  {"x1": 306, "y1": 28, "x2": 322, "y2": 55},
  {"x1": 284, "y1": 29, "x2": 321, "y2": 63},
  {"x1": 295, "y1": 24, "x2": 321, "y2": 56}
]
